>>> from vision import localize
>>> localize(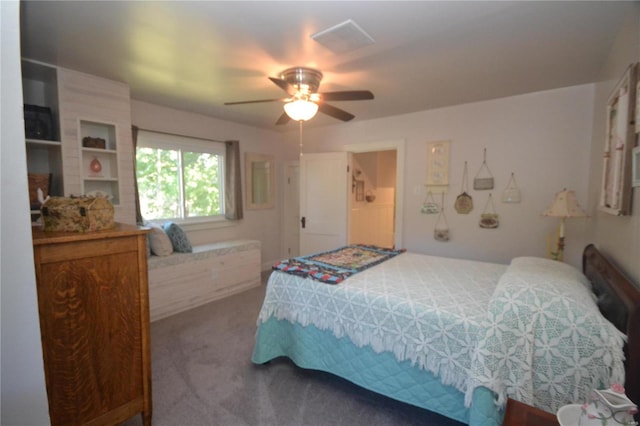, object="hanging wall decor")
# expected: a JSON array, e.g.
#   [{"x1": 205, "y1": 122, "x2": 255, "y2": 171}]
[
  {"x1": 365, "y1": 190, "x2": 376, "y2": 203},
  {"x1": 501, "y1": 172, "x2": 521, "y2": 203},
  {"x1": 473, "y1": 148, "x2": 494, "y2": 190},
  {"x1": 89, "y1": 157, "x2": 102, "y2": 174},
  {"x1": 421, "y1": 190, "x2": 439, "y2": 214},
  {"x1": 454, "y1": 161, "x2": 473, "y2": 214},
  {"x1": 426, "y1": 140, "x2": 450, "y2": 194},
  {"x1": 351, "y1": 169, "x2": 362, "y2": 193},
  {"x1": 632, "y1": 146, "x2": 640, "y2": 188},
  {"x1": 434, "y1": 193, "x2": 450, "y2": 241},
  {"x1": 599, "y1": 63, "x2": 637, "y2": 216},
  {"x1": 355, "y1": 180, "x2": 365, "y2": 202},
  {"x1": 636, "y1": 75, "x2": 640, "y2": 134},
  {"x1": 479, "y1": 193, "x2": 499, "y2": 229}
]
